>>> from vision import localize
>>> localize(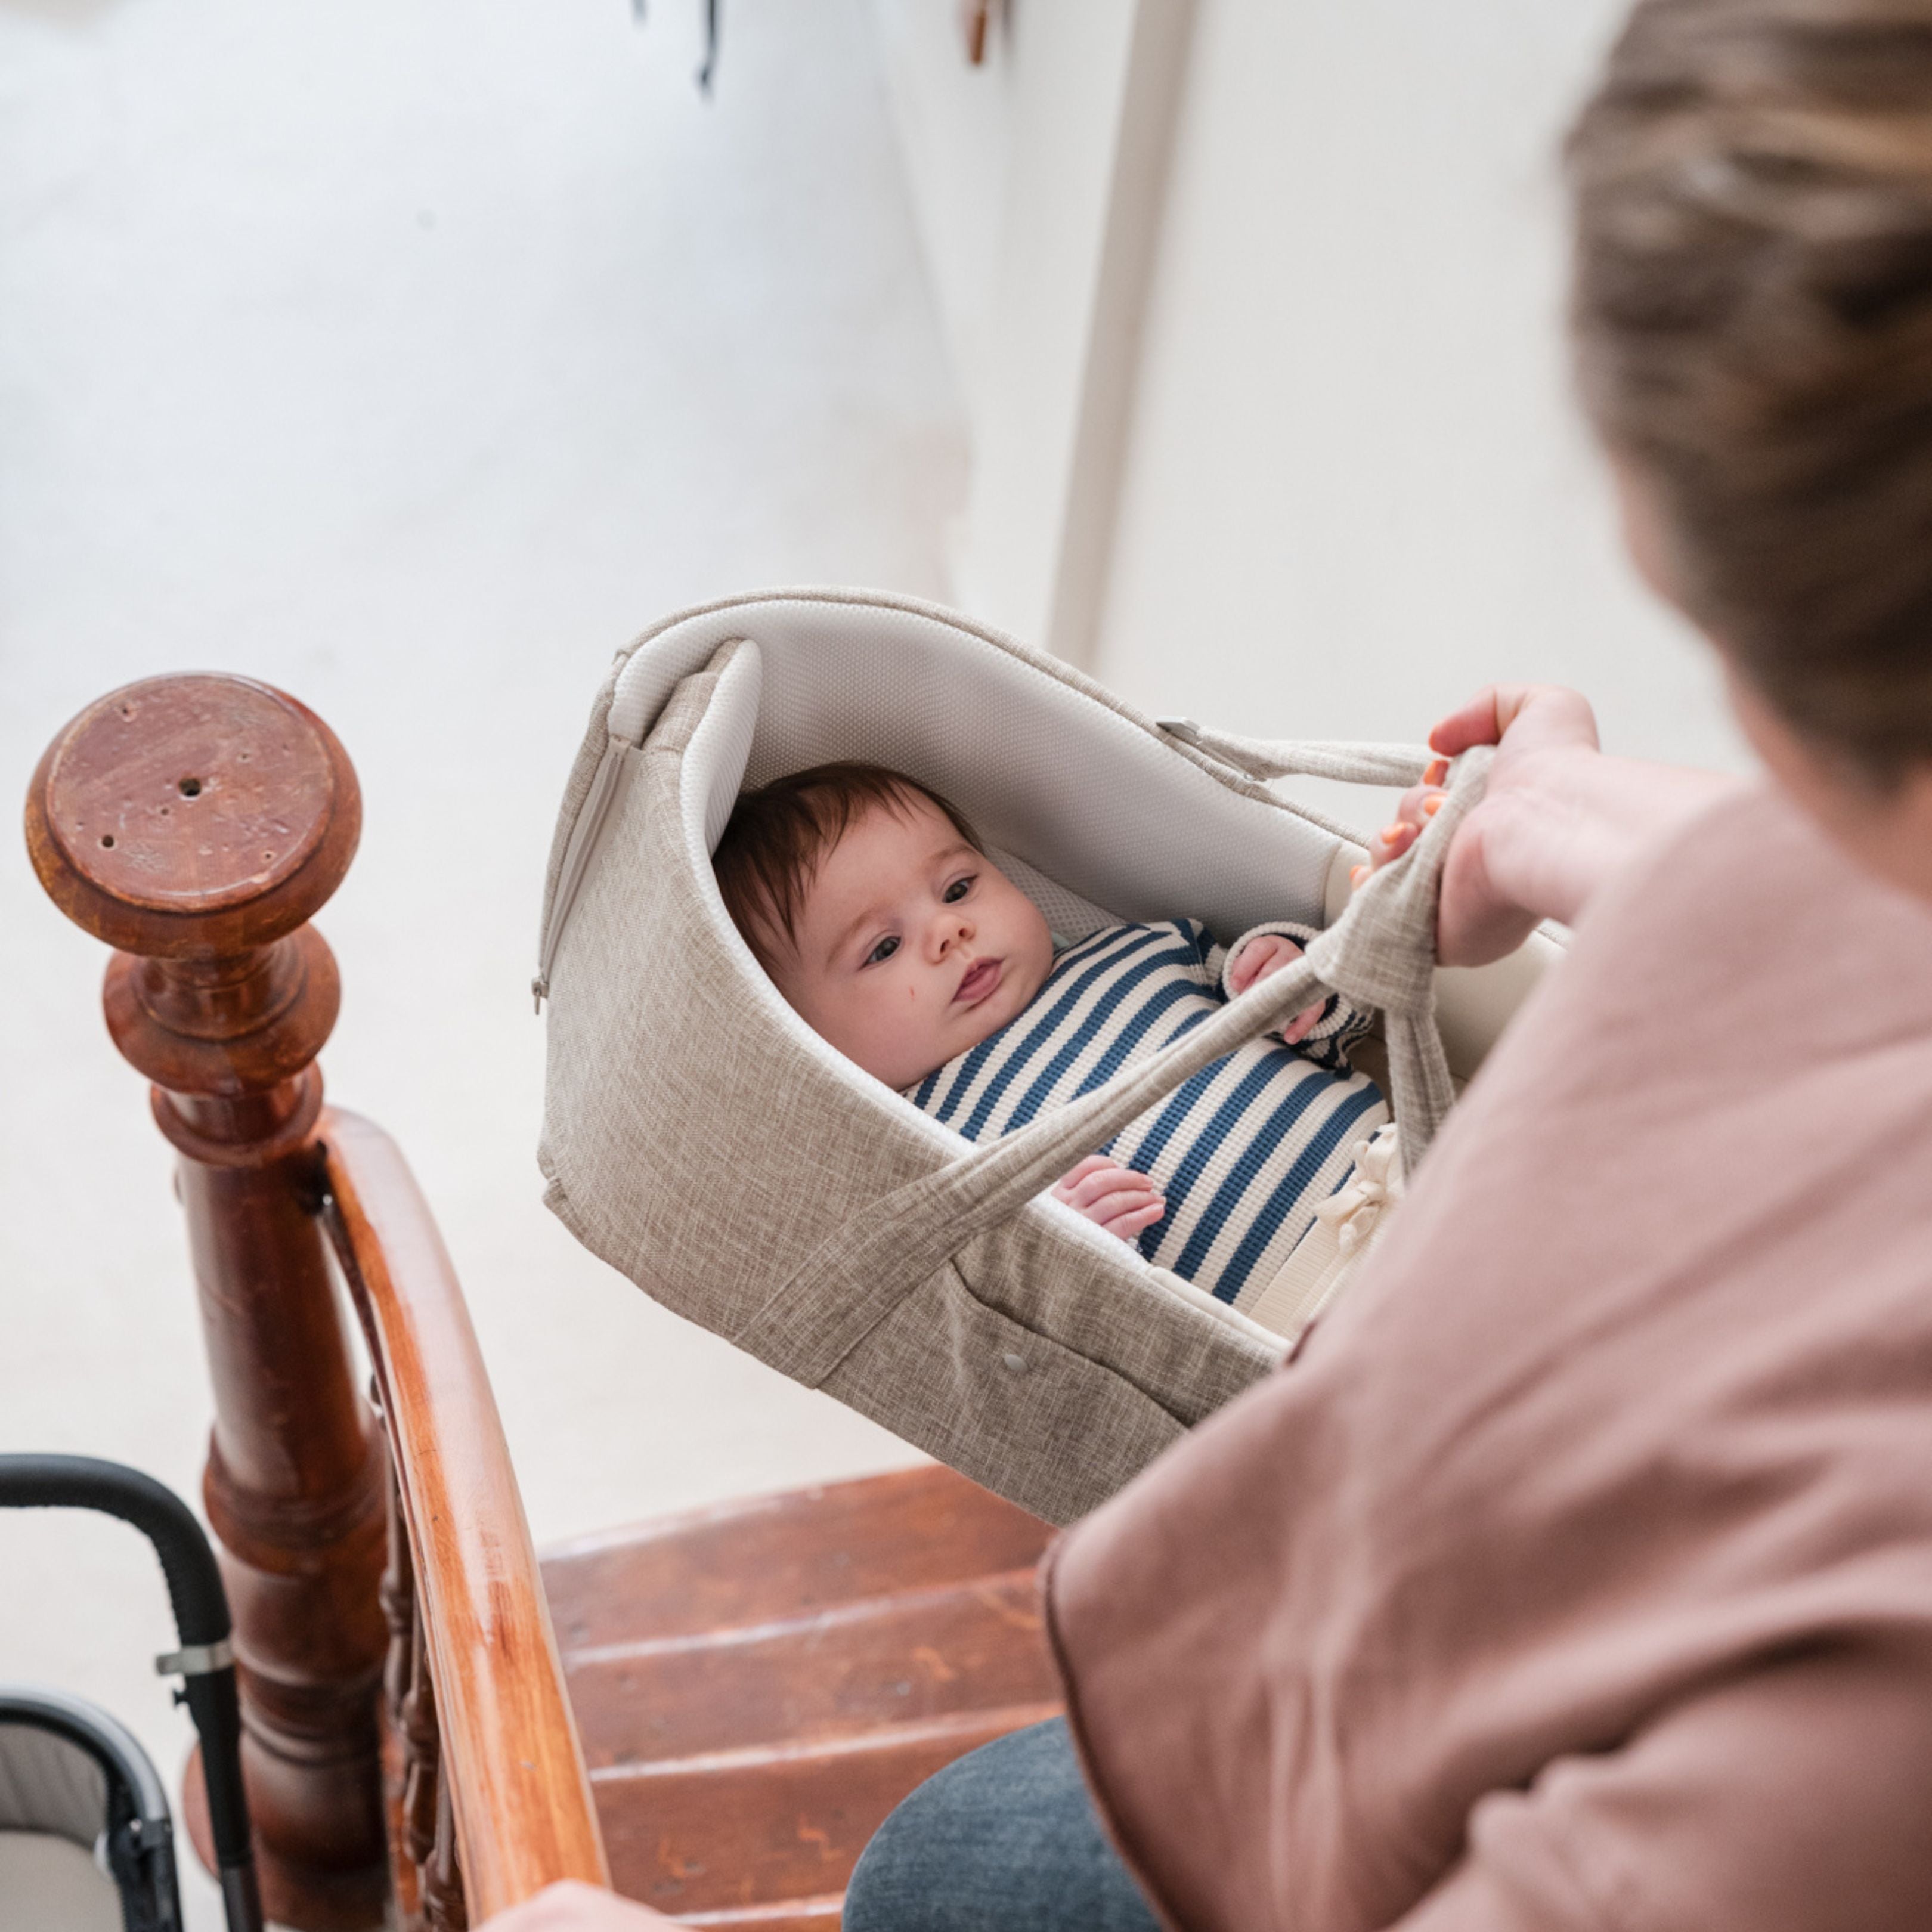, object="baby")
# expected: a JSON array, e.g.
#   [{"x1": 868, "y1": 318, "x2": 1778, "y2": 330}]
[{"x1": 714, "y1": 763, "x2": 1387, "y2": 1315}]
